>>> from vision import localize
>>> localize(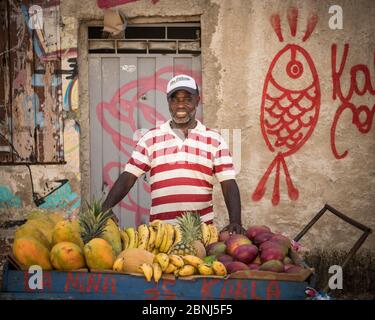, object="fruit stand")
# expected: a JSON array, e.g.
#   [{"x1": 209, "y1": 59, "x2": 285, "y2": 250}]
[
  {"x1": 1, "y1": 204, "x2": 370, "y2": 300},
  {"x1": 0, "y1": 262, "x2": 312, "y2": 300}
]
